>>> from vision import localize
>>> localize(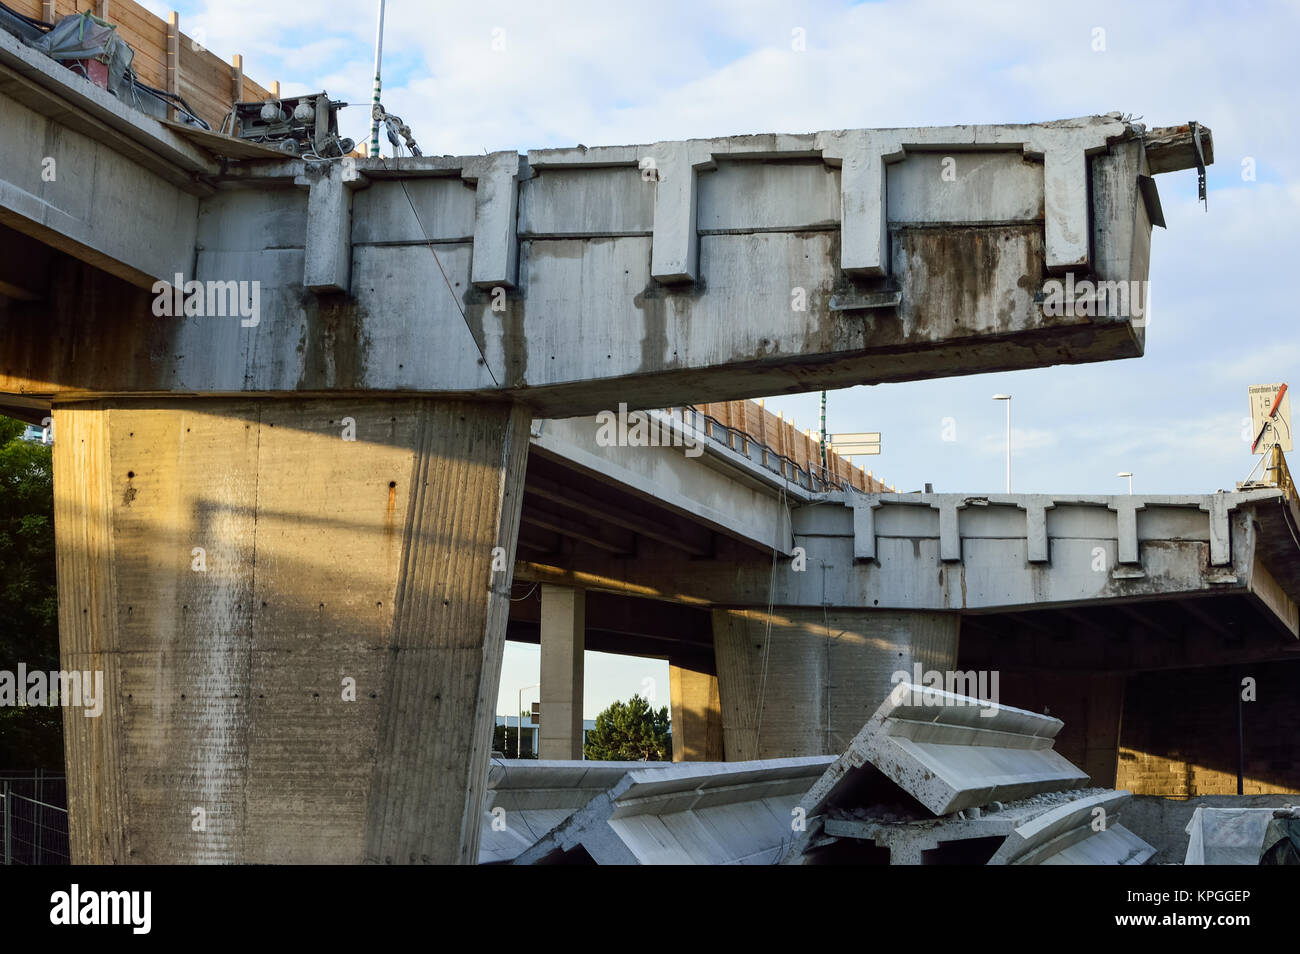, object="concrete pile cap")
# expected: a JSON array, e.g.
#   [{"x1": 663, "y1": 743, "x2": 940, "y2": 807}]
[{"x1": 800, "y1": 682, "x2": 1089, "y2": 819}]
